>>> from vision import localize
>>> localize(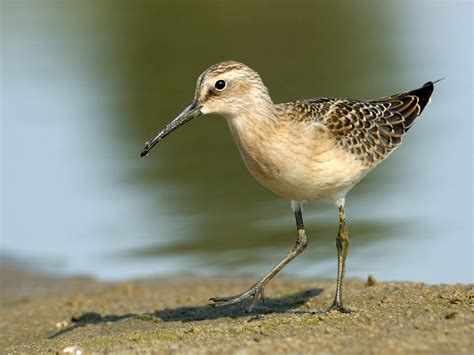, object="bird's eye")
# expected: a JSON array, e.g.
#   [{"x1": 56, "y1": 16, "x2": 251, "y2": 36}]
[{"x1": 215, "y1": 80, "x2": 226, "y2": 91}]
